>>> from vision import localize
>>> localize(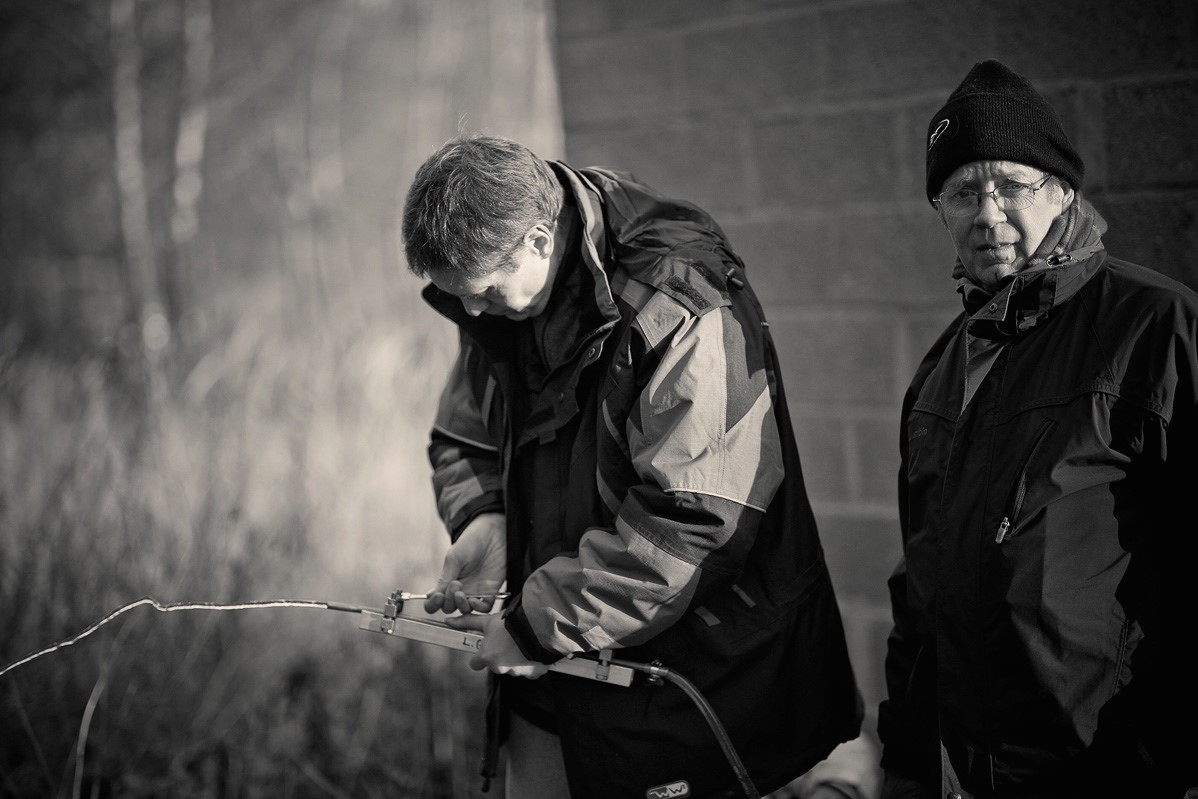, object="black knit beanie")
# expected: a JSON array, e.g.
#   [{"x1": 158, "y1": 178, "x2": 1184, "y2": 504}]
[{"x1": 925, "y1": 59, "x2": 1084, "y2": 203}]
